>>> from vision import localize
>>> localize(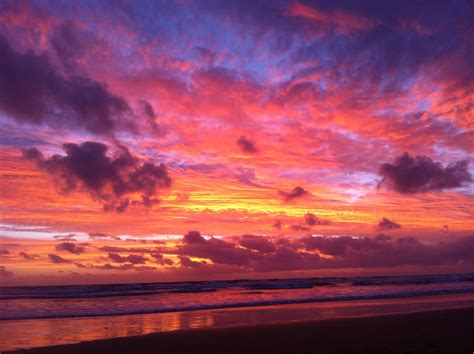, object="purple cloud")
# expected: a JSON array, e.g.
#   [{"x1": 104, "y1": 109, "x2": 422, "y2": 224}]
[
  {"x1": 237, "y1": 136, "x2": 257, "y2": 154},
  {"x1": 23, "y1": 141, "x2": 172, "y2": 212},
  {"x1": 238, "y1": 234, "x2": 276, "y2": 253},
  {"x1": 48, "y1": 254, "x2": 73, "y2": 264},
  {"x1": 19, "y1": 252, "x2": 40, "y2": 260},
  {"x1": 379, "y1": 152, "x2": 471, "y2": 194},
  {"x1": 305, "y1": 213, "x2": 330, "y2": 226},
  {"x1": 0, "y1": 36, "x2": 131, "y2": 134},
  {"x1": 377, "y1": 217, "x2": 402, "y2": 230},
  {"x1": 108, "y1": 253, "x2": 147, "y2": 264},
  {"x1": 55, "y1": 242, "x2": 86, "y2": 254},
  {"x1": 279, "y1": 186, "x2": 309, "y2": 202}
]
